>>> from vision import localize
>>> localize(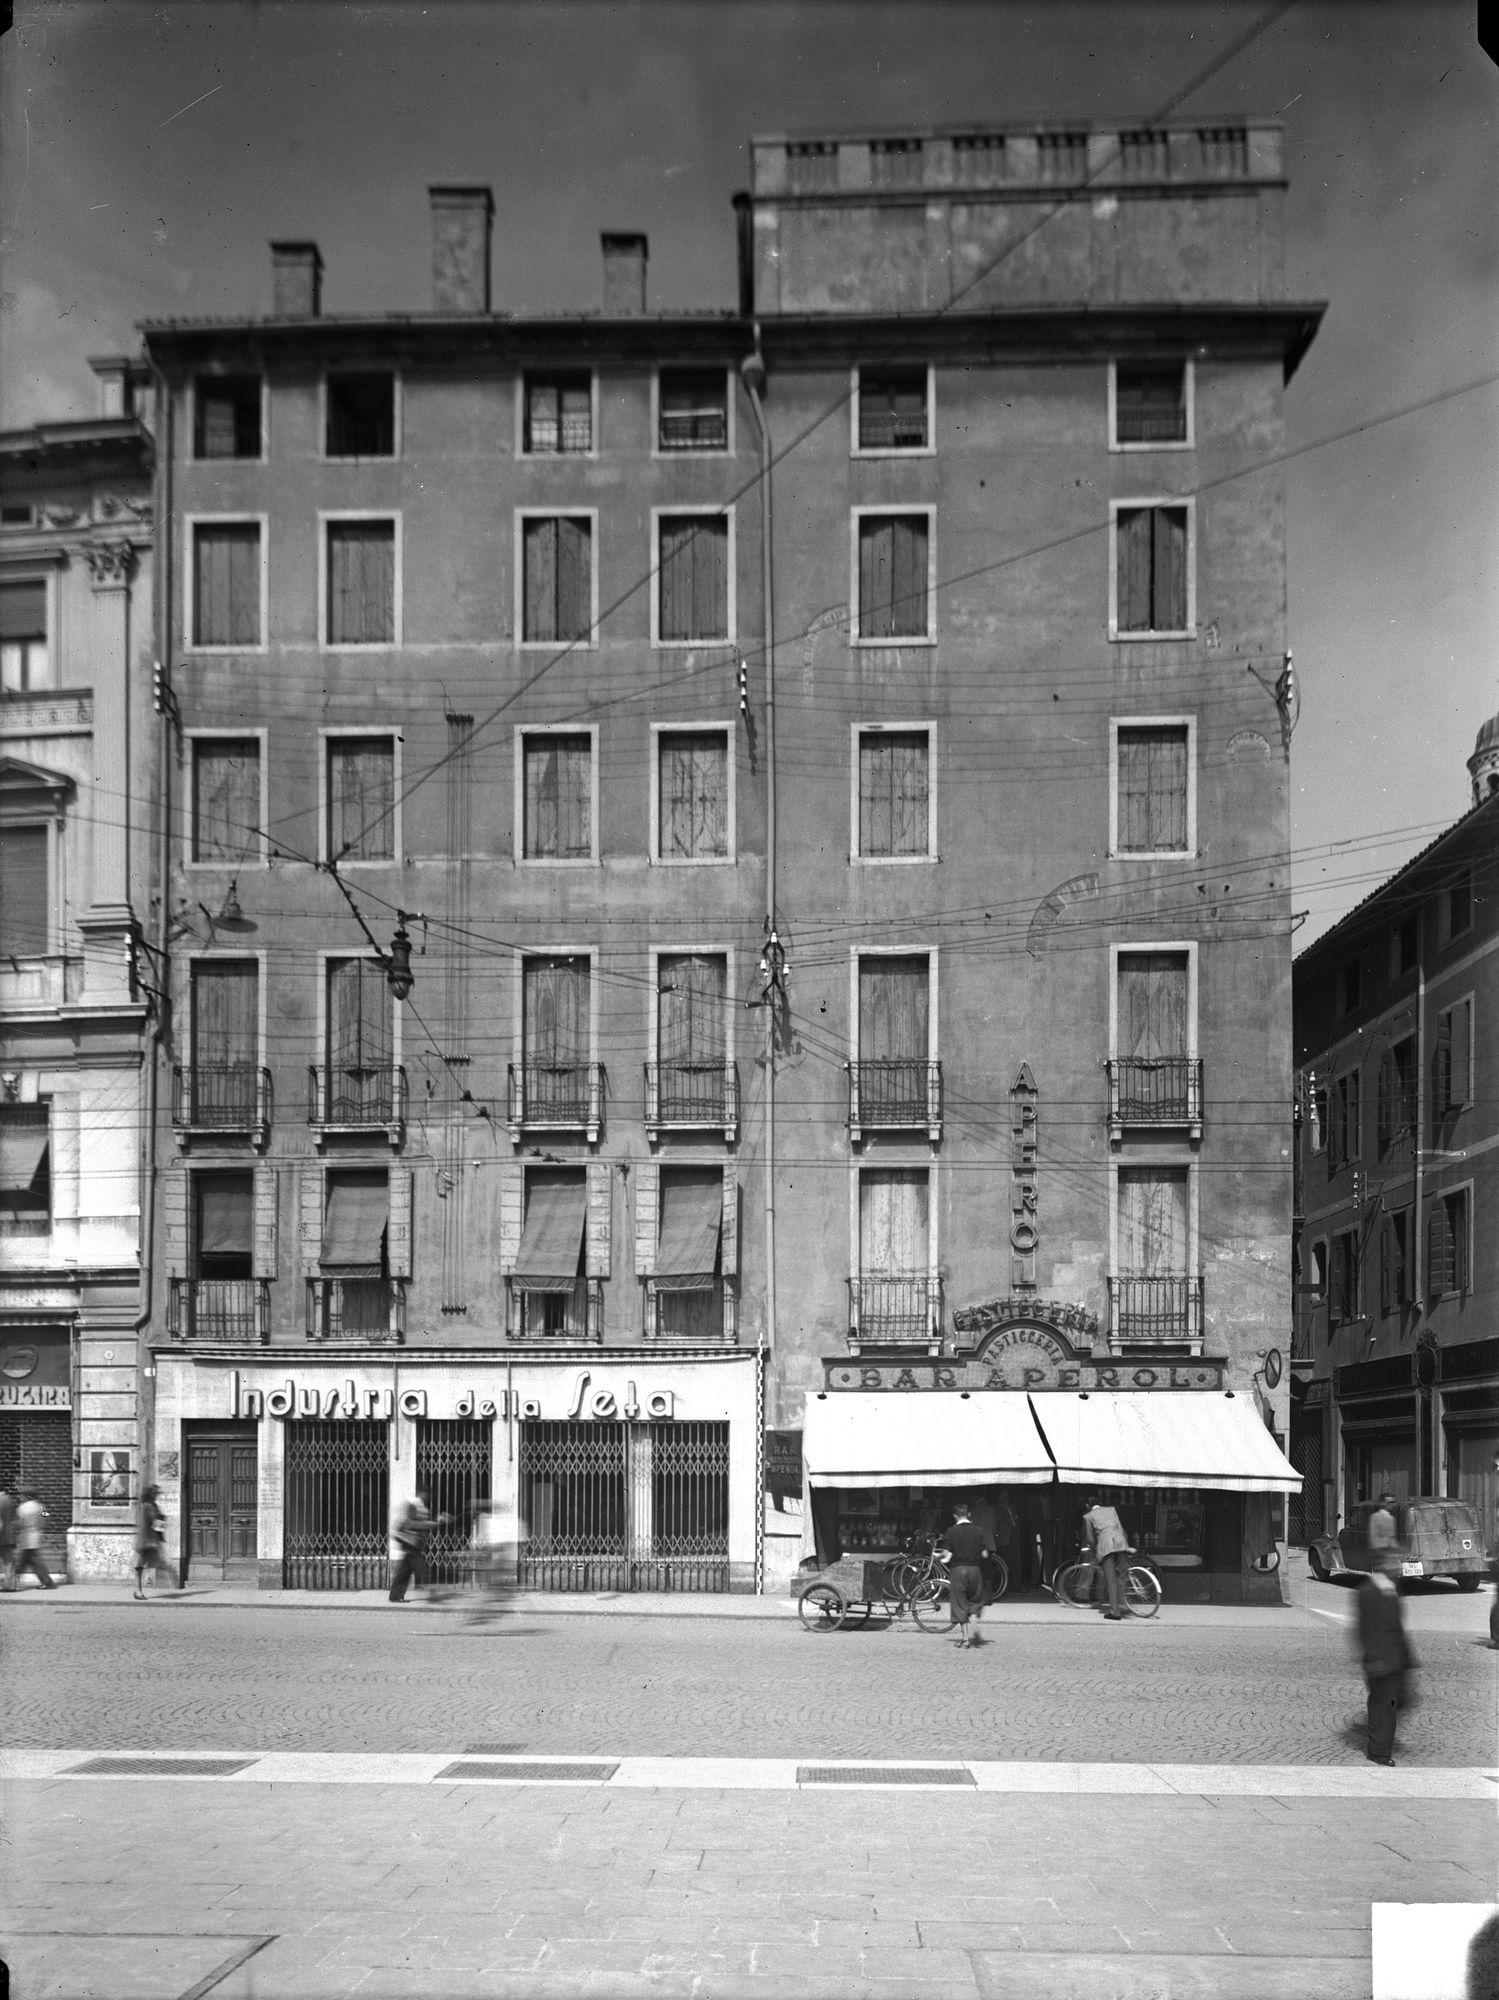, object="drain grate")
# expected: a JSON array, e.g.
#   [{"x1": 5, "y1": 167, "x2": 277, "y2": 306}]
[
  {"x1": 436, "y1": 1759, "x2": 617, "y2": 1783},
  {"x1": 462, "y1": 1743, "x2": 526, "y2": 1755},
  {"x1": 66, "y1": 1756, "x2": 257, "y2": 1778},
  {"x1": 798, "y1": 1764, "x2": 974, "y2": 1787}
]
